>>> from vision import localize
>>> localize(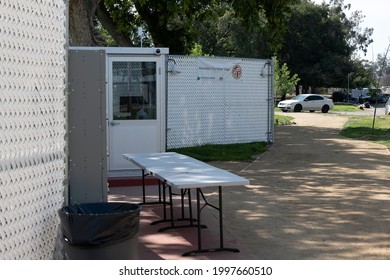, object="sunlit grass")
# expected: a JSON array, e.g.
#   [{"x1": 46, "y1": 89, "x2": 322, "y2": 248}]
[
  {"x1": 274, "y1": 114, "x2": 294, "y2": 125},
  {"x1": 340, "y1": 115, "x2": 390, "y2": 149},
  {"x1": 332, "y1": 104, "x2": 362, "y2": 112}
]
